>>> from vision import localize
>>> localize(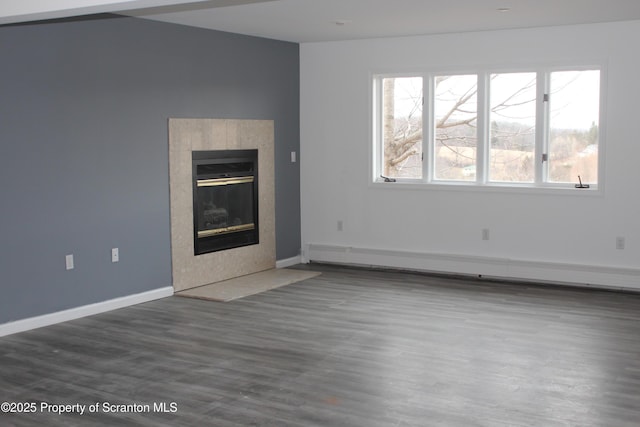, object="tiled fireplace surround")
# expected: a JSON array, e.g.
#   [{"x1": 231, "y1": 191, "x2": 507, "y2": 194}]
[{"x1": 168, "y1": 119, "x2": 275, "y2": 292}]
